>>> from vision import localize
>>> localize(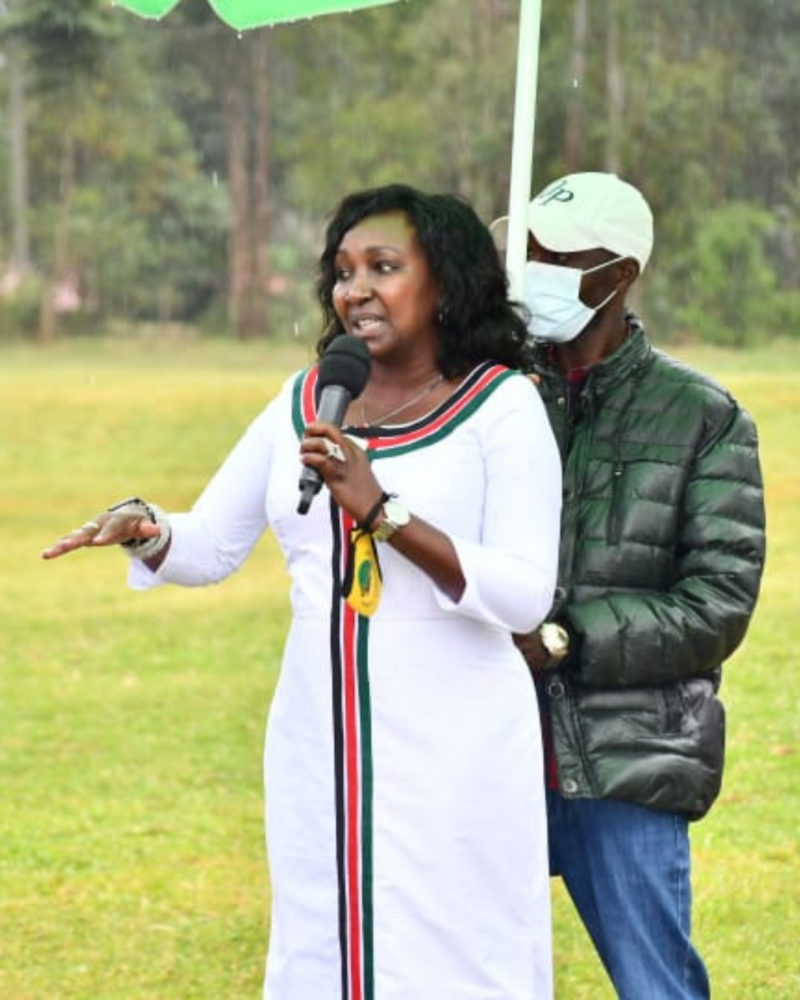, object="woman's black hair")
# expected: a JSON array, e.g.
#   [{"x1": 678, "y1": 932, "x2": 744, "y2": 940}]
[{"x1": 315, "y1": 183, "x2": 531, "y2": 377}]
